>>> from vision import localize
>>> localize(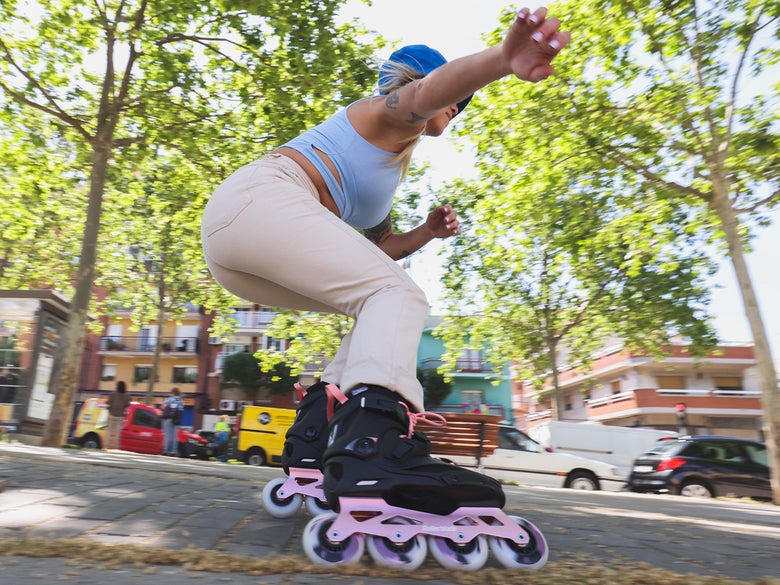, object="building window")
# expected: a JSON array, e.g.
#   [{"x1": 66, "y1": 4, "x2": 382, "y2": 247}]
[
  {"x1": 101, "y1": 364, "x2": 117, "y2": 382},
  {"x1": 461, "y1": 390, "x2": 484, "y2": 406},
  {"x1": 262, "y1": 335, "x2": 283, "y2": 352},
  {"x1": 172, "y1": 366, "x2": 197, "y2": 384},
  {"x1": 138, "y1": 327, "x2": 157, "y2": 352},
  {"x1": 224, "y1": 344, "x2": 250, "y2": 354},
  {"x1": 106, "y1": 324, "x2": 122, "y2": 341},
  {"x1": 713, "y1": 376, "x2": 742, "y2": 391},
  {"x1": 134, "y1": 366, "x2": 152, "y2": 383},
  {"x1": 657, "y1": 375, "x2": 686, "y2": 390},
  {"x1": 459, "y1": 349, "x2": 483, "y2": 372},
  {"x1": 611, "y1": 379, "x2": 621, "y2": 394}
]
